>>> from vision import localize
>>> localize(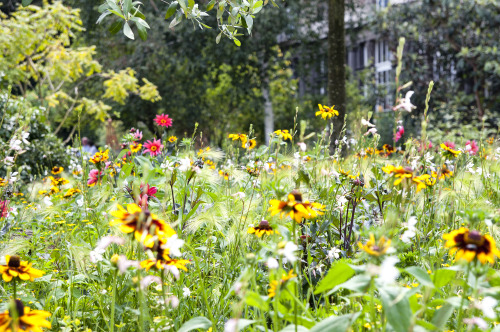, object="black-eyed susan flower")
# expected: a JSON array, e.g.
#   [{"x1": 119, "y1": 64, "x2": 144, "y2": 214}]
[
  {"x1": 89, "y1": 150, "x2": 110, "y2": 164},
  {"x1": 245, "y1": 139, "x2": 257, "y2": 150},
  {"x1": 63, "y1": 188, "x2": 81, "y2": 198},
  {"x1": 247, "y1": 220, "x2": 278, "y2": 237},
  {"x1": 443, "y1": 228, "x2": 500, "y2": 264},
  {"x1": 51, "y1": 166, "x2": 63, "y2": 175},
  {"x1": 0, "y1": 178, "x2": 7, "y2": 187},
  {"x1": 0, "y1": 300, "x2": 51, "y2": 331},
  {"x1": 412, "y1": 174, "x2": 430, "y2": 192},
  {"x1": 440, "y1": 143, "x2": 461, "y2": 159},
  {"x1": 315, "y1": 104, "x2": 339, "y2": 120},
  {"x1": 358, "y1": 234, "x2": 391, "y2": 257},
  {"x1": 268, "y1": 190, "x2": 325, "y2": 223},
  {"x1": 438, "y1": 165, "x2": 453, "y2": 180},
  {"x1": 383, "y1": 144, "x2": 396, "y2": 155},
  {"x1": 268, "y1": 269, "x2": 297, "y2": 298},
  {"x1": 110, "y1": 204, "x2": 176, "y2": 248},
  {"x1": 168, "y1": 136, "x2": 177, "y2": 143},
  {"x1": 49, "y1": 176, "x2": 69, "y2": 187},
  {"x1": 219, "y1": 170, "x2": 230, "y2": 180},
  {"x1": 130, "y1": 142, "x2": 142, "y2": 153},
  {"x1": 0, "y1": 255, "x2": 44, "y2": 282},
  {"x1": 228, "y1": 134, "x2": 248, "y2": 148},
  {"x1": 273, "y1": 130, "x2": 292, "y2": 141},
  {"x1": 382, "y1": 165, "x2": 413, "y2": 186}
]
